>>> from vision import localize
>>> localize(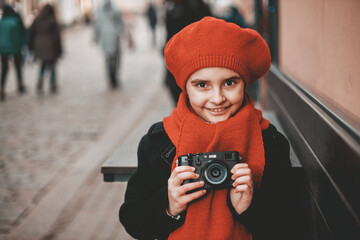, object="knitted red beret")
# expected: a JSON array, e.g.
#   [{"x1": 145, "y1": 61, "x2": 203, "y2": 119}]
[{"x1": 164, "y1": 16, "x2": 271, "y2": 91}]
